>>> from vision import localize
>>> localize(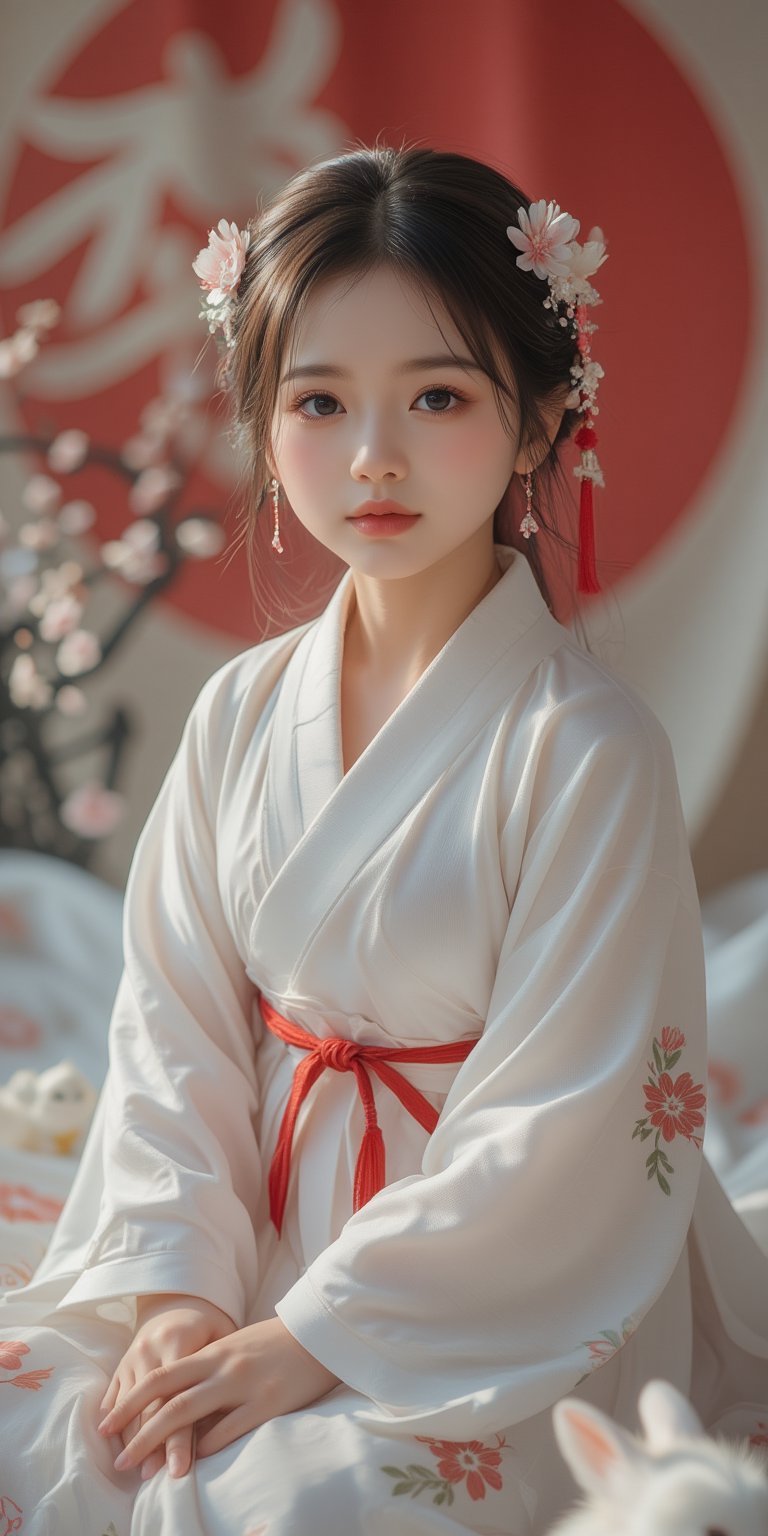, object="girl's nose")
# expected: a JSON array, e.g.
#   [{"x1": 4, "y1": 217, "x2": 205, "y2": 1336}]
[{"x1": 349, "y1": 415, "x2": 409, "y2": 483}]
